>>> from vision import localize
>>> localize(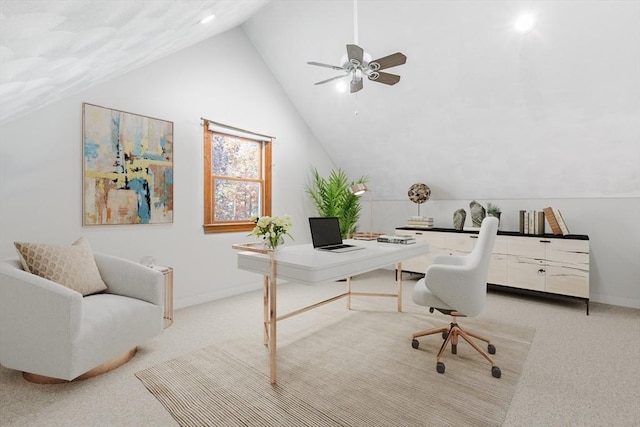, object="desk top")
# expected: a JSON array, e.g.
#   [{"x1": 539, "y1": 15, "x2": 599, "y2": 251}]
[{"x1": 236, "y1": 239, "x2": 429, "y2": 285}]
